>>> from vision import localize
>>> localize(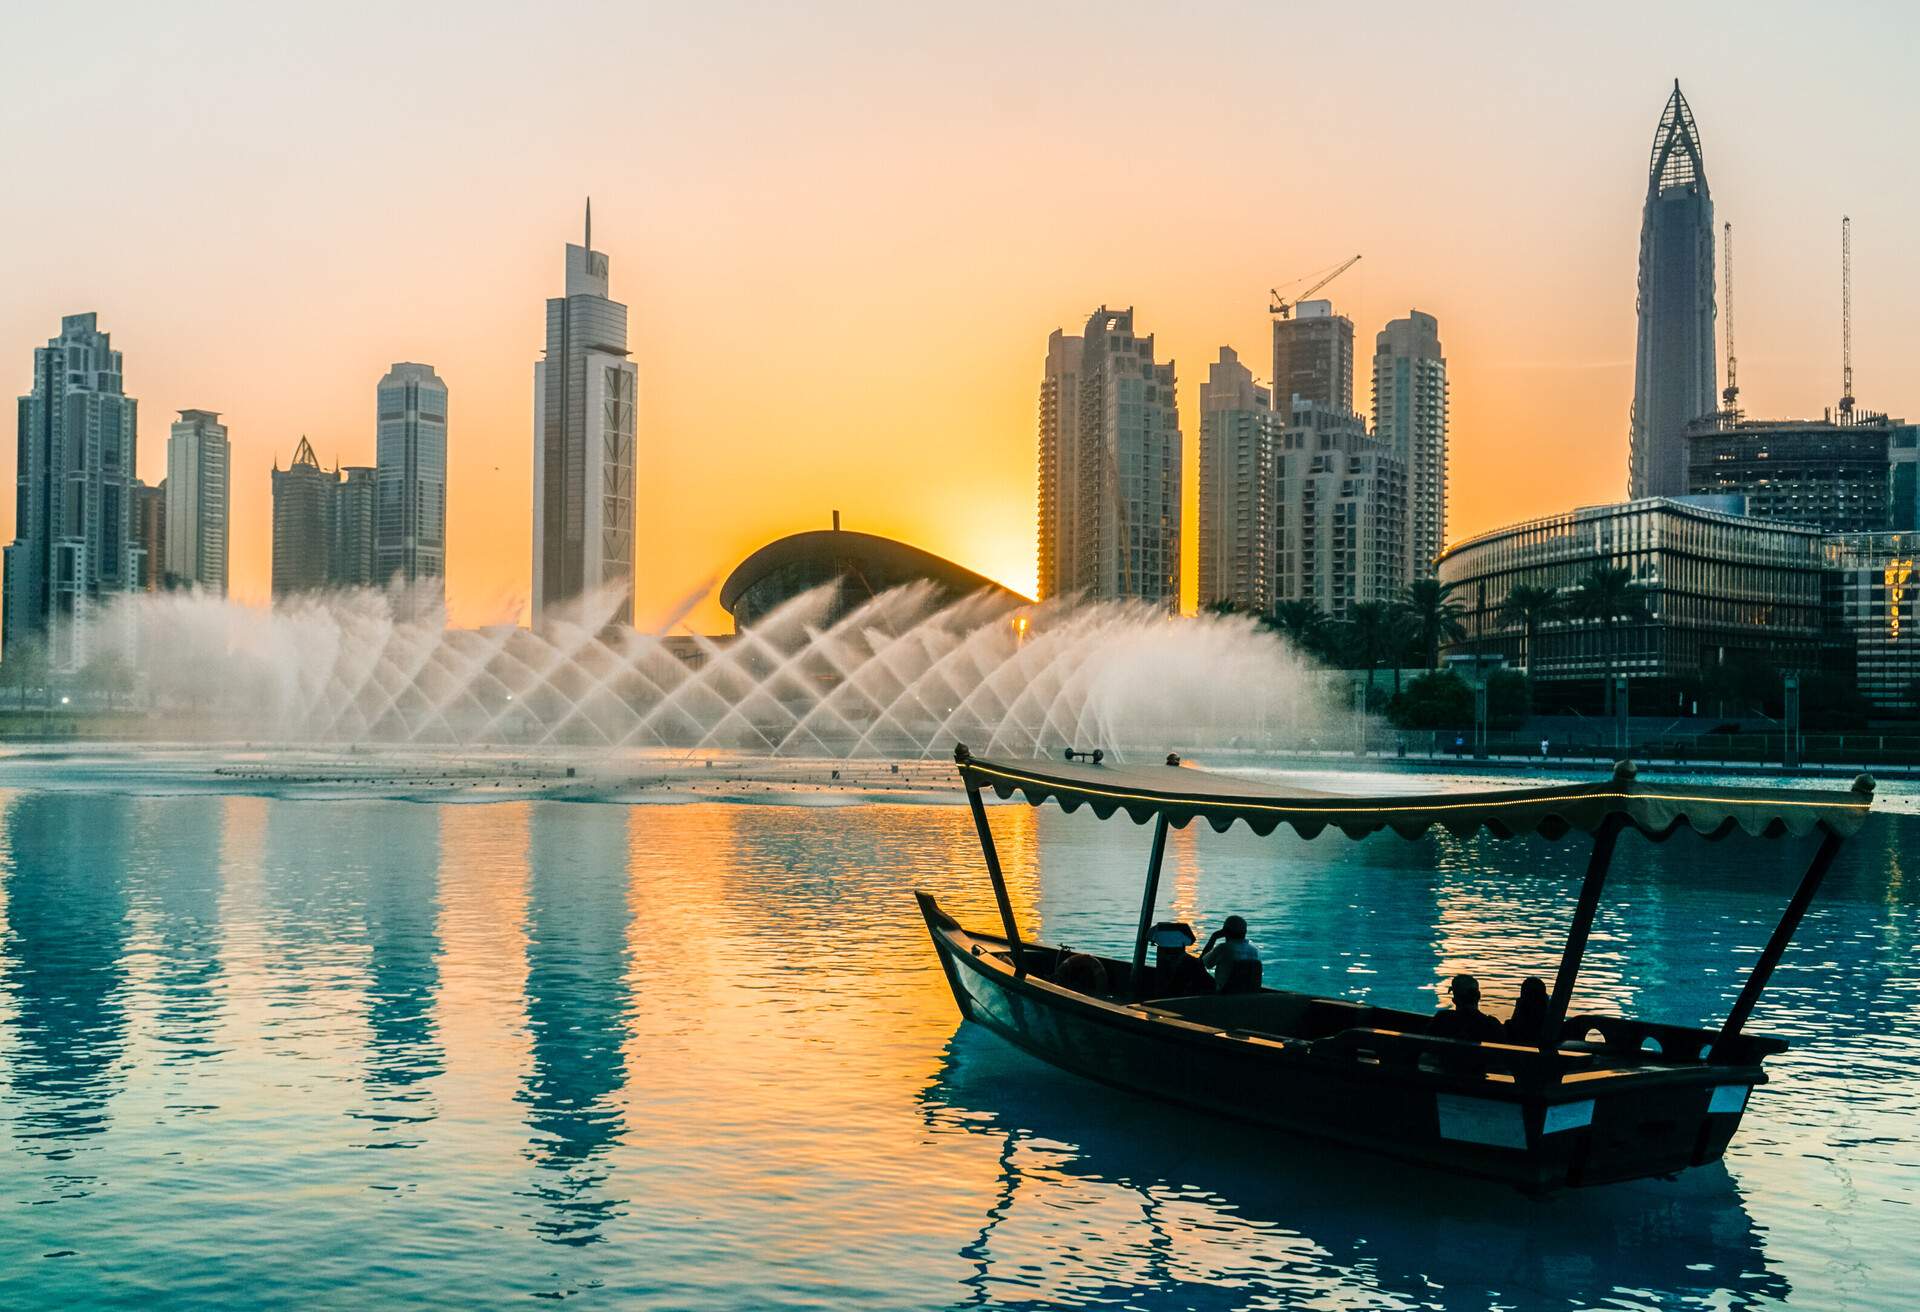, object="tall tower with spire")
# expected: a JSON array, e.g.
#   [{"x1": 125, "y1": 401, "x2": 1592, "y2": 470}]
[
  {"x1": 533, "y1": 200, "x2": 638, "y2": 629},
  {"x1": 1629, "y1": 81, "x2": 1718, "y2": 499}
]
